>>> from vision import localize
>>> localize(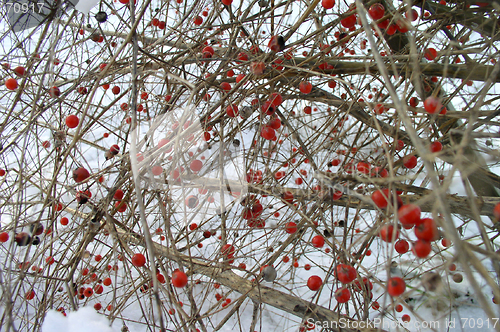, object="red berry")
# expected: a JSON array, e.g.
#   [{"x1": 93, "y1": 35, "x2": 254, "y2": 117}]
[
  {"x1": 405, "y1": 9, "x2": 418, "y2": 21},
  {"x1": 226, "y1": 104, "x2": 239, "y2": 117},
  {"x1": 65, "y1": 114, "x2": 79, "y2": 128},
  {"x1": 307, "y1": 275, "x2": 323, "y2": 291},
  {"x1": 378, "y1": 19, "x2": 390, "y2": 29},
  {"x1": 267, "y1": 36, "x2": 285, "y2": 52},
  {"x1": 335, "y1": 287, "x2": 351, "y2": 303},
  {"x1": 236, "y1": 74, "x2": 245, "y2": 83},
  {"x1": 441, "y1": 238, "x2": 452, "y2": 247},
  {"x1": 202, "y1": 46, "x2": 214, "y2": 56},
  {"x1": 54, "y1": 203, "x2": 63, "y2": 211},
  {"x1": 395, "y1": 140, "x2": 405, "y2": 151},
  {"x1": 76, "y1": 190, "x2": 91, "y2": 204},
  {"x1": 424, "y1": 96, "x2": 442, "y2": 114},
  {"x1": 430, "y1": 141, "x2": 442, "y2": 153},
  {"x1": 283, "y1": 191, "x2": 294, "y2": 203},
  {"x1": 250, "y1": 62, "x2": 266, "y2": 75},
  {"x1": 311, "y1": 235, "x2": 325, "y2": 248},
  {"x1": 49, "y1": 86, "x2": 60, "y2": 97},
  {"x1": 285, "y1": 222, "x2": 297, "y2": 234},
  {"x1": 268, "y1": 118, "x2": 281, "y2": 129},
  {"x1": 110, "y1": 144, "x2": 120, "y2": 155},
  {"x1": 73, "y1": 167, "x2": 90, "y2": 182},
  {"x1": 299, "y1": 81, "x2": 313, "y2": 94},
  {"x1": 395, "y1": 239, "x2": 409, "y2": 254},
  {"x1": 237, "y1": 52, "x2": 248, "y2": 62},
  {"x1": 341, "y1": 15, "x2": 357, "y2": 28},
  {"x1": 5, "y1": 78, "x2": 18, "y2": 90},
  {"x1": 221, "y1": 244, "x2": 236, "y2": 257},
  {"x1": 494, "y1": 202, "x2": 500, "y2": 220},
  {"x1": 371, "y1": 189, "x2": 389, "y2": 208},
  {"x1": 386, "y1": 24, "x2": 397, "y2": 35},
  {"x1": 379, "y1": 225, "x2": 399, "y2": 242},
  {"x1": 131, "y1": 253, "x2": 146, "y2": 267},
  {"x1": 83, "y1": 287, "x2": 93, "y2": 297},
  {"x1": 261, "y1": 100, "x2": 275, "y2": 115},
  {"x1": 414, "y1": 218, "x2": 438, "y2": 241},
  {"x1": 103, "y1": 277, "x2": 112, "y2": 286},
  {"x1": 193, "y1": 16, "x2": 203, "y2": 25},
  {"x1": 220, "y1": 82, "x2": 231, "y2": 91},
  {"x1": 409, "y1": 96, "x2": 419, "y2": 107},
  {"x1": 14, "y1": 66, "x2": 25, "y2": 77},
  {"x1": 114, "y1": 189, "x2": 124, "y2": 200},
  {"x1": 171, "y1": 269, "x2": 188, "y2": 287},
  {"x1": 151, "y1": 165, "x2": 163, "y2": 176},
  {"x1": 398, "y1": 204, "x2": 421, "y2": 227},
  {"x1": 412, "y1": 240, "x2": 432, "y2": 258},
  {"x1": 403, "y1": 155, "x2": 418, "y2": 169},
  {"x1": 322, "y1": 0, "x2": 335, "y2": 9},
  {"x1": 31, "y1": 223, "x2": 44, "y2": 236},
  {"x1": 335, "y1": 264, "x2": 357, "y2": 284},
  {"x1": 190, "y1": 160, "x2": 203, "y2": 172},
  {"x1": 332, "y1": 190, "x2": 342, "y2": 200},
  {"x1": 26, "y1": 291, "x2": 35, "y2": 300},
  {"x1": 269, "y1": 92, "x2": 283, "y2": 107},
  {"x1": 261, "y1": 126, "x2": 276, "y2": 140},
  {"x1": 94, "y1": 303, "x2": 102, "y2": 310},
  {"x1": 396, "y1": 20, "x2": 409, "y2": 33},
  {"x1": 371, "y1": 167, "x2": 388, "y2": 178},
  {"x1": 374, "y1": 103, "x2": 385, "y2": 115},
  {"x1": 353, "y1": 277, "x2": 373, "y2": 292},
  {"x1": 111, "y1": 86, "x2": 120, "y2": 95},
  {"x1": 0, "y1": 232, "x2": 9, "y2": 242},
  {"x1": 357, "y1": 162, "x2": 370, "y2": 174},
  {"x1": 387, "y1": 277, "x2": 406, "y2": 297},
  {"x1": 424, "y1": 48, "x2": 438, "y2": 60},
  {"x1": 368, "y1": 3, "x2": 385, "y2": 20},
  {"x1": 157, "y1": 273, "x2": 166, "y2": 283}
]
